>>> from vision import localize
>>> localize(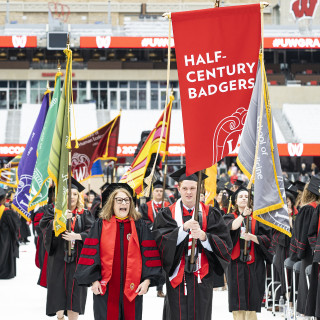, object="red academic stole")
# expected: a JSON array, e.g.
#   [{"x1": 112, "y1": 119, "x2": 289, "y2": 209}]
[
  {"x1": 146, "y1": 200, "x2": 170, "y2": 222},
  {"x1": 231, "y1": 212, "x2": 256, "y2": 264},
  {"x1": 100, "y1": 216, "x2": 142, "y2": 302},
  {"x1": 168, "y1": 201, "x2": 209, "y2": 288}
]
